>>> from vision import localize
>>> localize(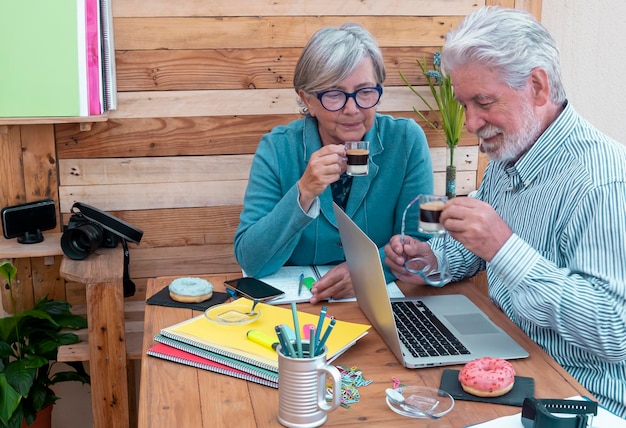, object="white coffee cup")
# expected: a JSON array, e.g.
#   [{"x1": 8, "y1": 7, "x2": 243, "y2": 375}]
[{"x1": 276, "y1": 341, "x2": 342, "y2": 427}]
